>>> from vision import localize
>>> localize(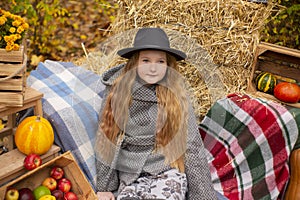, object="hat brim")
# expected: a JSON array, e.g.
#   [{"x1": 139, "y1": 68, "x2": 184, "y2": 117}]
[{"x1": 117, "y1": 45, "x2": 187, "y2": 61}]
